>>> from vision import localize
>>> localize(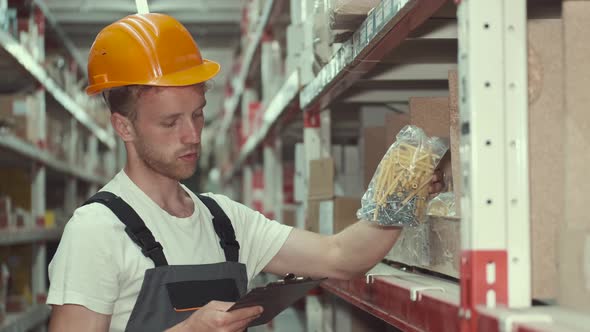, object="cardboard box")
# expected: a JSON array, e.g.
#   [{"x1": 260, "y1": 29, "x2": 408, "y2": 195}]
[
  {"x1": 361, "y1": 127, "x2": 388, "y2": 188},
  {"x1": 306, "y1": 200, "x2": 320, "y2": 233},
  {"x1": 563, "y1": 1, "x2": 590, "y2": 229},
  {"x1": 282, "y1": 208, "x2": 297, "y2": 227},
  {"x1": 385, "y1": 111, "x2": 410, "y2": 146},
  {"x1": 318, "y1": 197, "x2": 361, "y2": 235},
  {"x1": 528, "y1": 17, "x2": 565, "y2": 300},
  {"x1": 560, "y1": 1, "x2": 590, "y2": 310},
  {"x1": 308, "y1": 158, "x2": 335, "y2": 200},
  {"x1": 558, "y1": 227, "x2": 590, "y2": 312},
  {"x1": 0, "y1": 94, "x2": 38, "y2": 144},
  {"x1": 409, "y1": 96, "x2": 450, "y2": 139}
]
